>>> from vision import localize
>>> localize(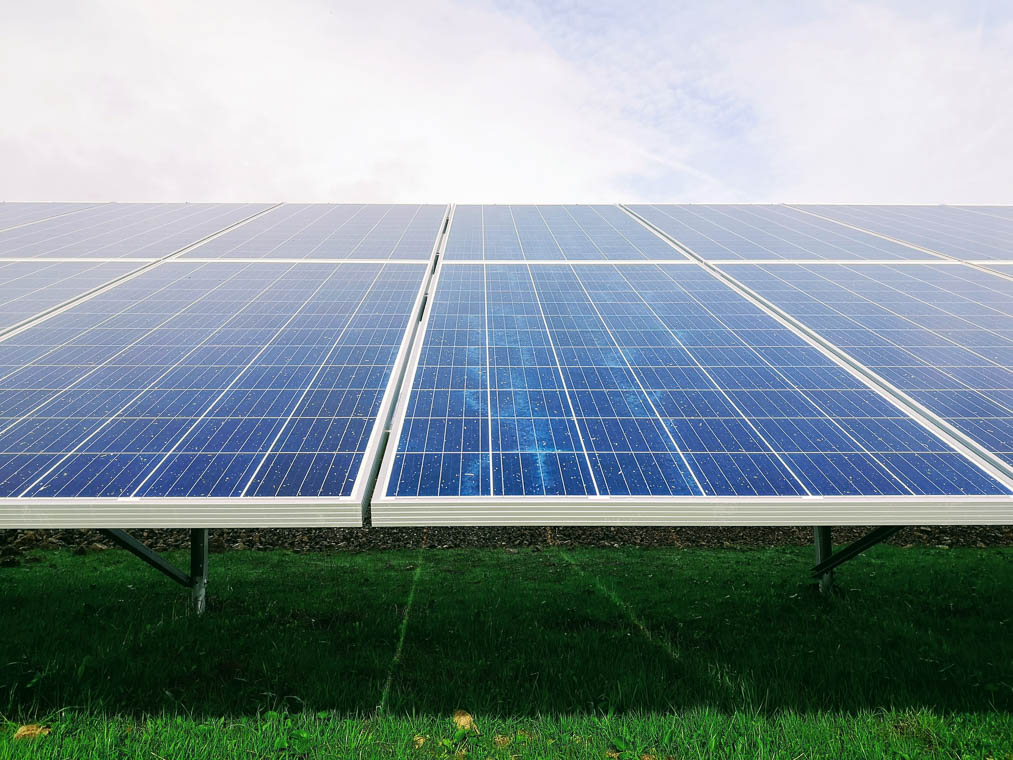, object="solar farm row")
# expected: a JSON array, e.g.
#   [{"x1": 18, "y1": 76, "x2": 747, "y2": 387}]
[{"x1": 0, "y1": 203, "x2": 1010, "y2": 527}]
